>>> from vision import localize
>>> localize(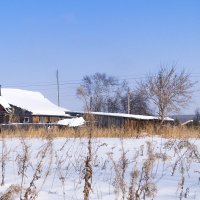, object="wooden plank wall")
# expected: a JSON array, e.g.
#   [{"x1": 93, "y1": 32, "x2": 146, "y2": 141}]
[
  {"x1": 32, "y1": 116, "x2": 67, "y2": 123},
  {"x1": 93, "y1": 114, "x2": 162, "y2": 130}
]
